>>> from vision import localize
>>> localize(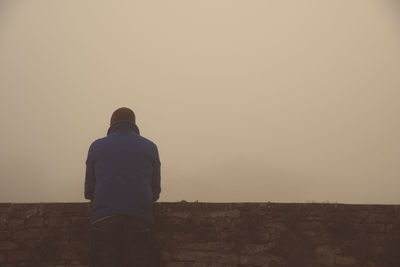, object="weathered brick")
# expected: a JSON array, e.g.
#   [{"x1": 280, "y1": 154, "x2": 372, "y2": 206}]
[
  {"x1": 364, "y1": 223, "x2": 386, "y2": 233},
  {"x1": 23, "y1": 229, "x2": 49, "y2": 240},
  {"x1": 0, "y1": 202, "x2": 400, "y2": 266},
  {"x1": 239, "y1": 253, "x2": 281, "y2": 265},
  {"x1": 6, "y1": 219, "x2": 24, "y2": 231},
  {"x1": 49, "y1": 217, "x2": 70, "y2": 228},
  {"x1": 0, "y1": 231, "x2": 11, "y2": 240},
  {"x1": 62, "y1": 249, "x2": 81, "y2": 261},
  {"x1": 239, "y1": 243, "x2": 275, "y2": 254},
  {"x1": 70, "y1": 217, "x2": 88, "y2": 227},
  {"x1": 25, "y1": 217, "x2": 44, "y2": 228},
  {"x1": 0, "y1": 241, "x2": 18, "y2": 250},
  {"x1": 0, "y1": 218, "x2": 7, "y2": 231},
  {"x1": 314, "y1": 245, "x2": 338, "y2": 266},
  {"x1": 335, "y1": 255, "x2": 357, "y2": 265},
  {"x1": 6, "y1": 250, "x2": 29, "y2": 262}
]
